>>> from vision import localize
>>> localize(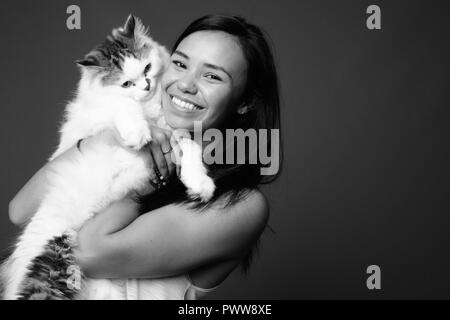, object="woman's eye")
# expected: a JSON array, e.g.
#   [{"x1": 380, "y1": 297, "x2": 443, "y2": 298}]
[
  {"x1": 172, "y1": 60, "x2": 186, "y2": 69},
  {"x1": 121, "y1": 81, "x2": 133, "y2": 88},
  {"x1": 144, "y1": 63, "x2": 151, "y2": 74},
  {"x1": 205, "y1": 74, "x2": 222, "y2": 81}
]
